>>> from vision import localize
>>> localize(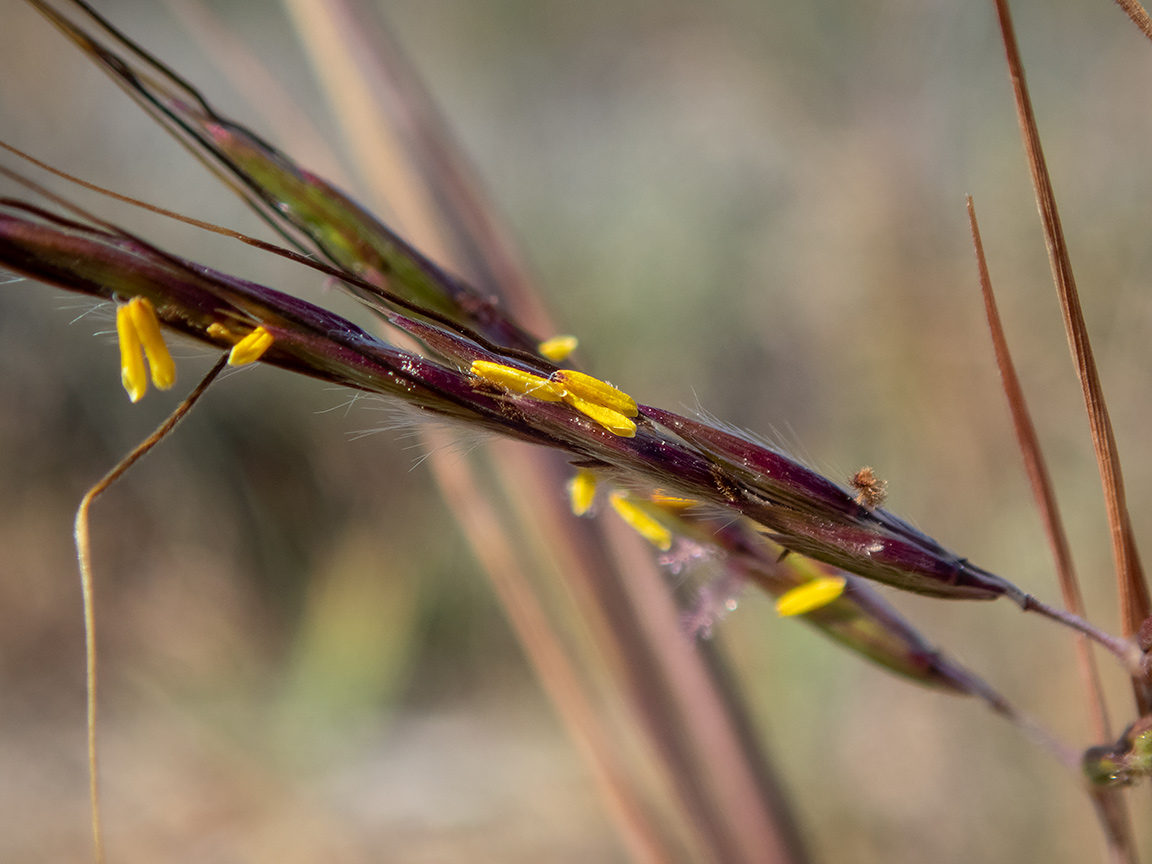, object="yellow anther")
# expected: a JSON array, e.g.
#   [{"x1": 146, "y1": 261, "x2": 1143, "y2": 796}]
[
  {"x1": 565, "y1": 394, "x2": 637, "y2": 437},
  {"x1": 206, "y1": 322, "x2": 232, "y2": 342},
  {"x1": 470, "y1": 360, "x2": 565, "y2": 402},
  {"x1": 551, "y1": 369, "x2": 638, "y2": 417},
  {"x1": 116, "y1": 302, "x2": 148, "y2": 403},
  {"x1": 649, "y1": 491, "x2": 698, "y2": 510},
  {"x1": 538, "y1": 334, "x2": 579, "y2": 362},
  {"x1": 470, "y1": 361, "x2": 637, "y2": 435},
  {"x1": 126, "y1": 297, "x2": 176, "y2": 390},
  {"x1": 609, "y1": 491, "x2": 673, "y2": 551},
  {"x1": 775, "y1": 576, "x2": 848, "y2": 617},
  {"x1": 567, "y1": 469, "x2": 598, "y2": 516},
  {"x1": 228, "y1": 326, "x2": 275, "y2": 366},
  {"x1": 117, "y1": 297, "x2": 176, "y2": 402}
]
